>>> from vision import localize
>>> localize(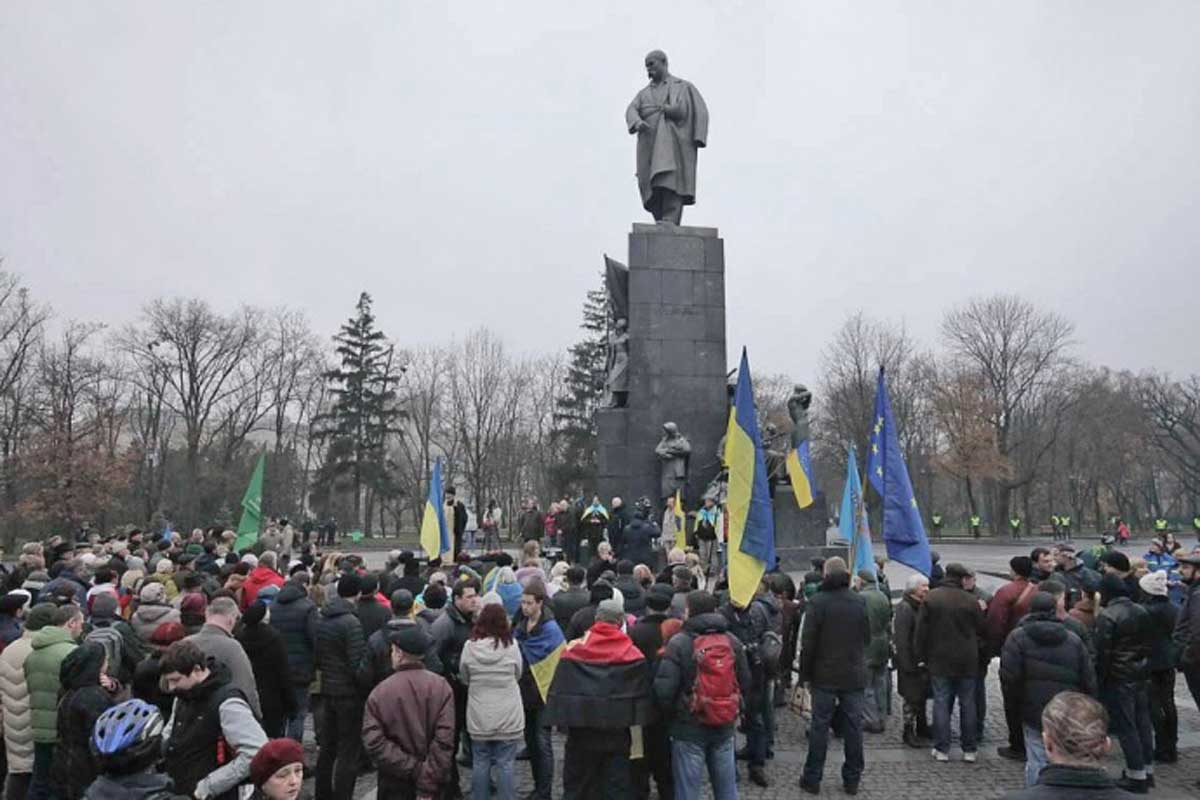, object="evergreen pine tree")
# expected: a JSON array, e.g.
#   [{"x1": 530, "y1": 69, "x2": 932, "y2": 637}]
[
  {"x1": 315, "y1": 293, "x2": 405, "y2": 531},
  {"x1": 552, "y1": 276, "x2": 609, "y2": 492}
]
